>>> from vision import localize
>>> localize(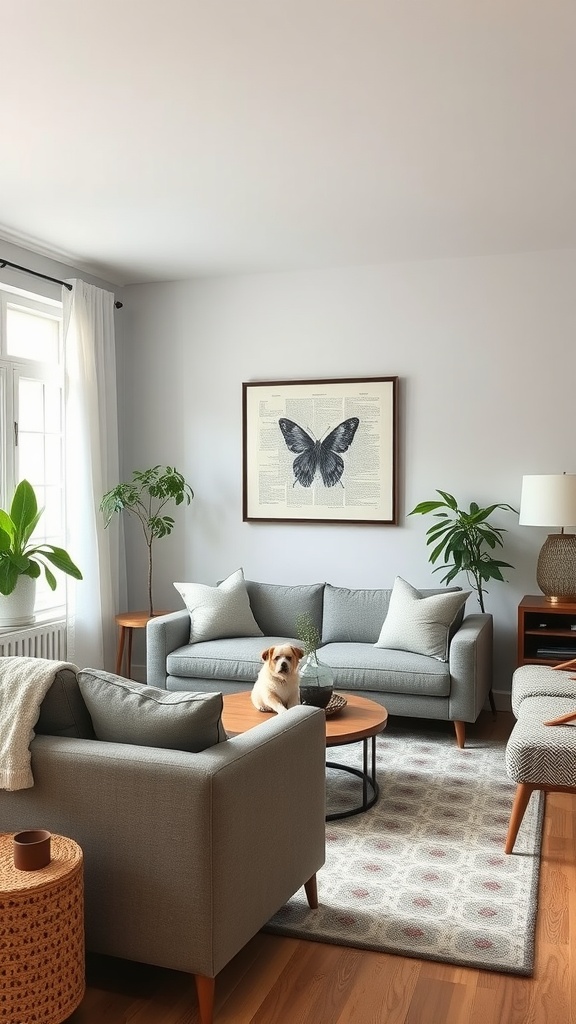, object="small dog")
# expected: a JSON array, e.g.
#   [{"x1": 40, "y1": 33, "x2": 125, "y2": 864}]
[{"x1": 251, "y1": 644, "x2": 303, "y2": 714}]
